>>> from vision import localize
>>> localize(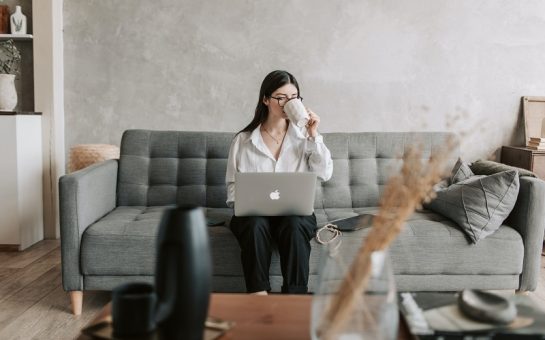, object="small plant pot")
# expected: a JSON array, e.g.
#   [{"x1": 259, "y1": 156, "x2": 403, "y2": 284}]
[{"x1": 0, "y1": 74, "x2": 17, "y2": 110}]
